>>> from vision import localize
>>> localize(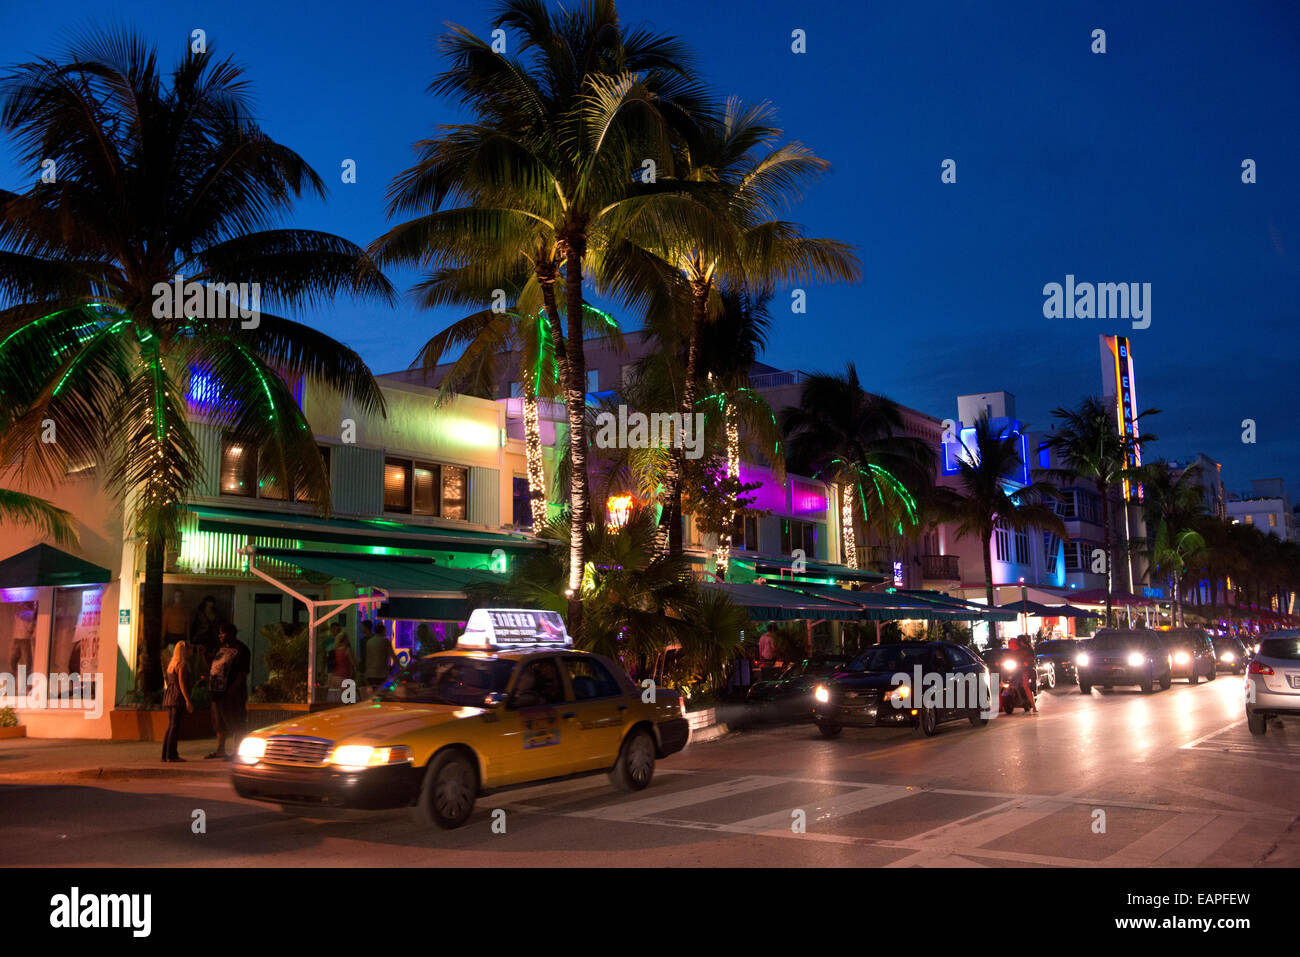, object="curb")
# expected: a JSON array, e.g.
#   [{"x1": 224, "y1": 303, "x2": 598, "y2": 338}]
[
  {"x1": 689, "y1": 723, "x2": 730, "y2": 744},
  {"x1": 0, "y1": 764, "x2": 233, "y2": 783}
]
